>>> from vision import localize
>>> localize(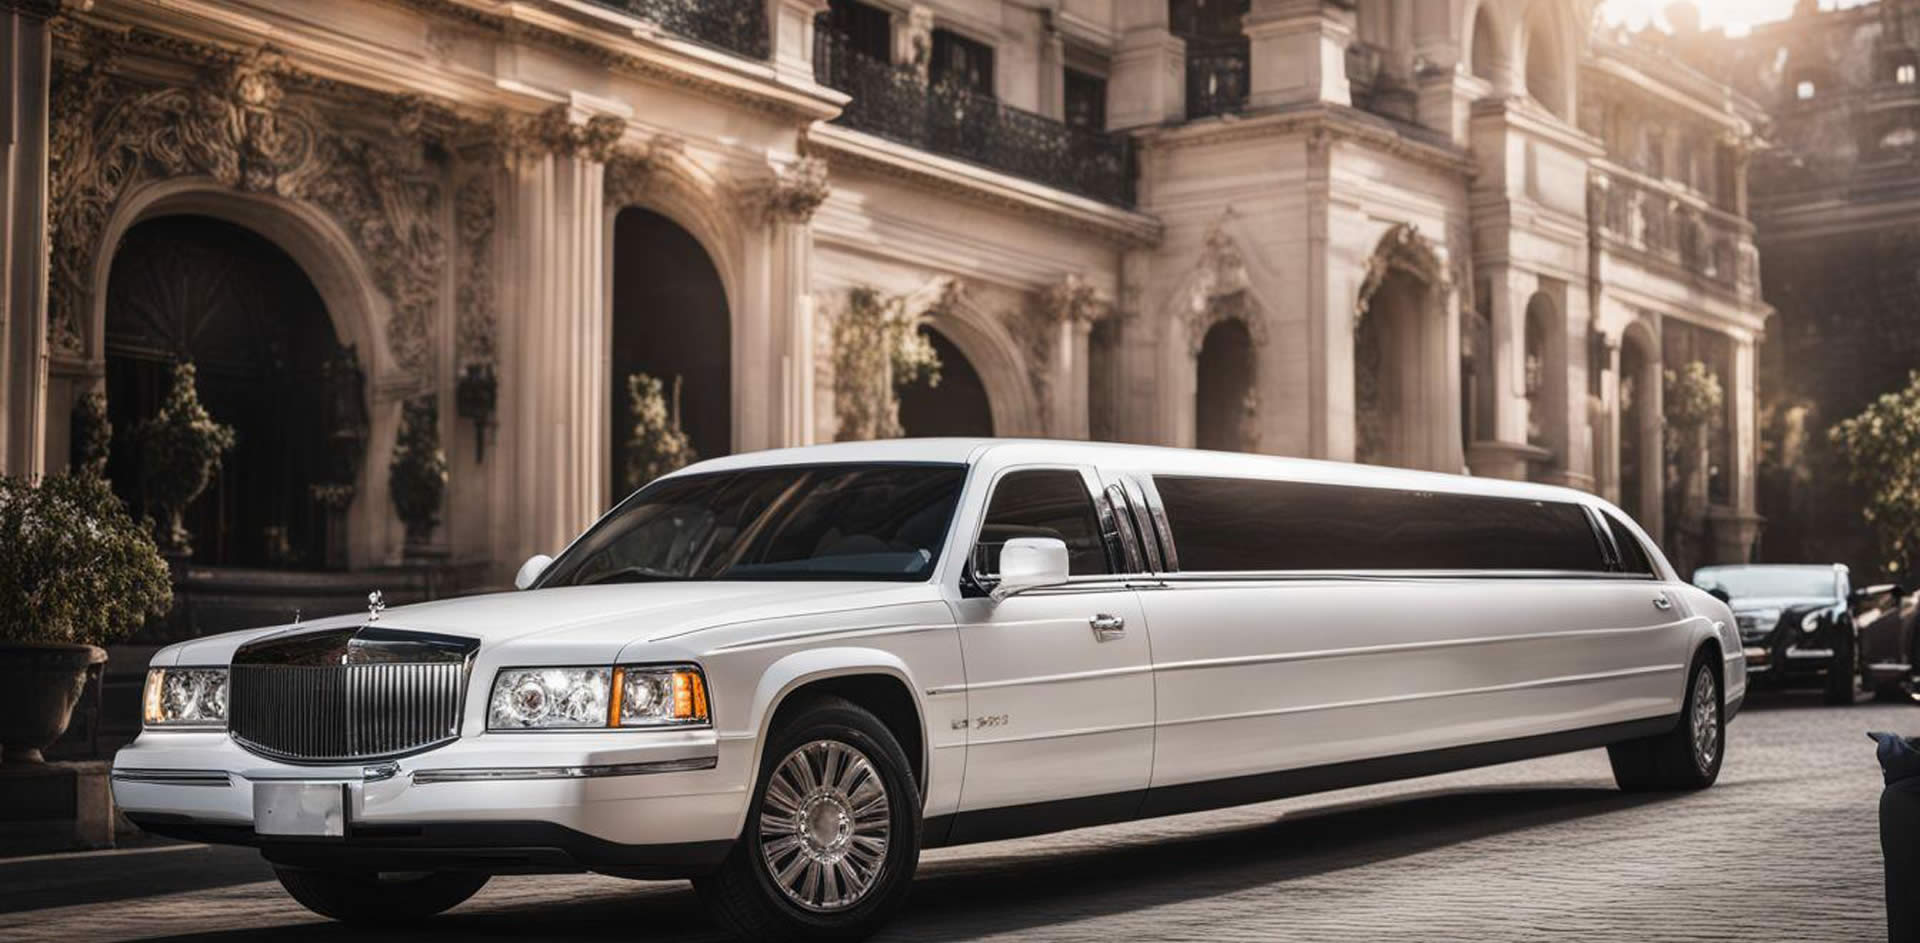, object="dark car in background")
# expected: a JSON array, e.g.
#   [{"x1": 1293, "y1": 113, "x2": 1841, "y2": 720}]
[{"x1": 1694, "y1": 564, "x2": 1914, "y2": 705}]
